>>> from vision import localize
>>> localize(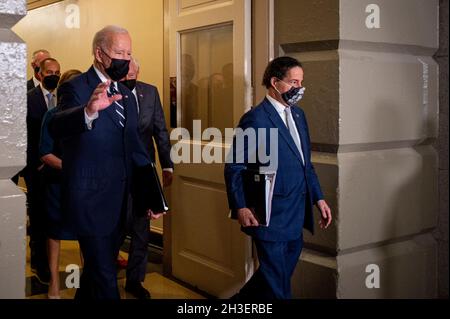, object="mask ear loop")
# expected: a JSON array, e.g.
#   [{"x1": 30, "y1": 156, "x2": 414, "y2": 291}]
[{"x1": 273, "y1": 78, "x2": 284, "y2": 95}]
